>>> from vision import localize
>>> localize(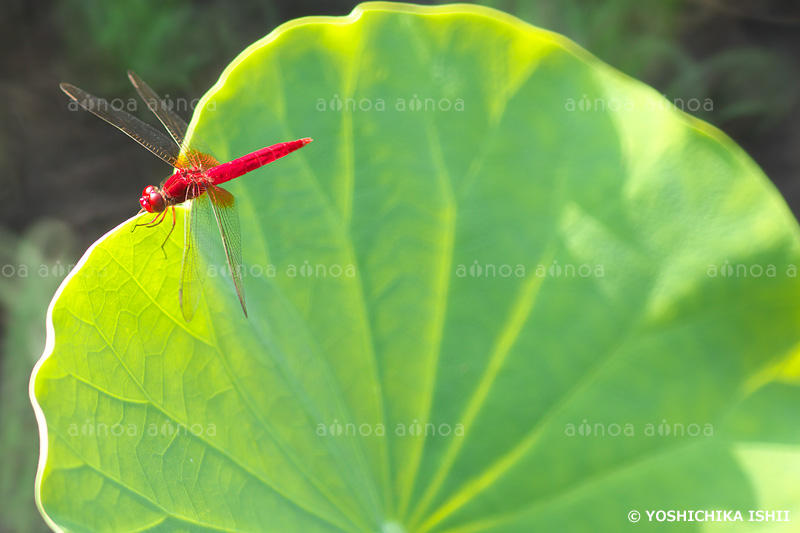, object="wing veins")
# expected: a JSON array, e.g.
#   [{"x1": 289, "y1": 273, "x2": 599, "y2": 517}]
[{"x1": 60, "y1": 82, "x2": 180, "y2": 167}]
